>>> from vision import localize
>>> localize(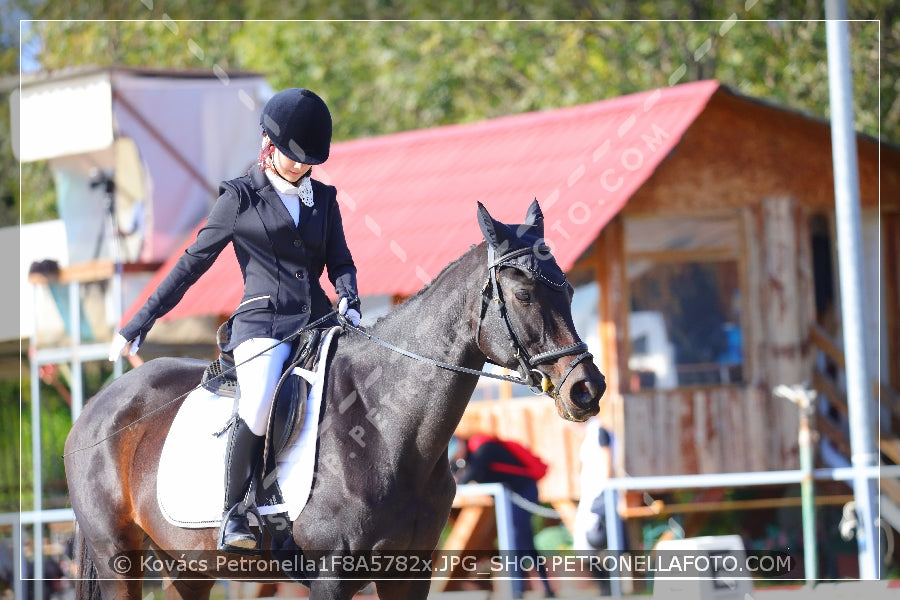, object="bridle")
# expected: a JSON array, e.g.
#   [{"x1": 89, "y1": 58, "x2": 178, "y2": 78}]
[
  {"x1": 343, "y1": 244, "x2": 593, "y2": 397},
  {"x1": 474, "y1": 244, "x2": 593, "y2": 395}
]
